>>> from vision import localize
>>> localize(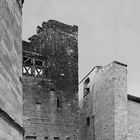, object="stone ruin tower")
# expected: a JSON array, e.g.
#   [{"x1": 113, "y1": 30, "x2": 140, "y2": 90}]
[
  {"x1": 22, "y1": 20, "x2": 79, "y2": 140},
  {"x1": 0, "y1": 0, "x2": 24, "y2": 140}
]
